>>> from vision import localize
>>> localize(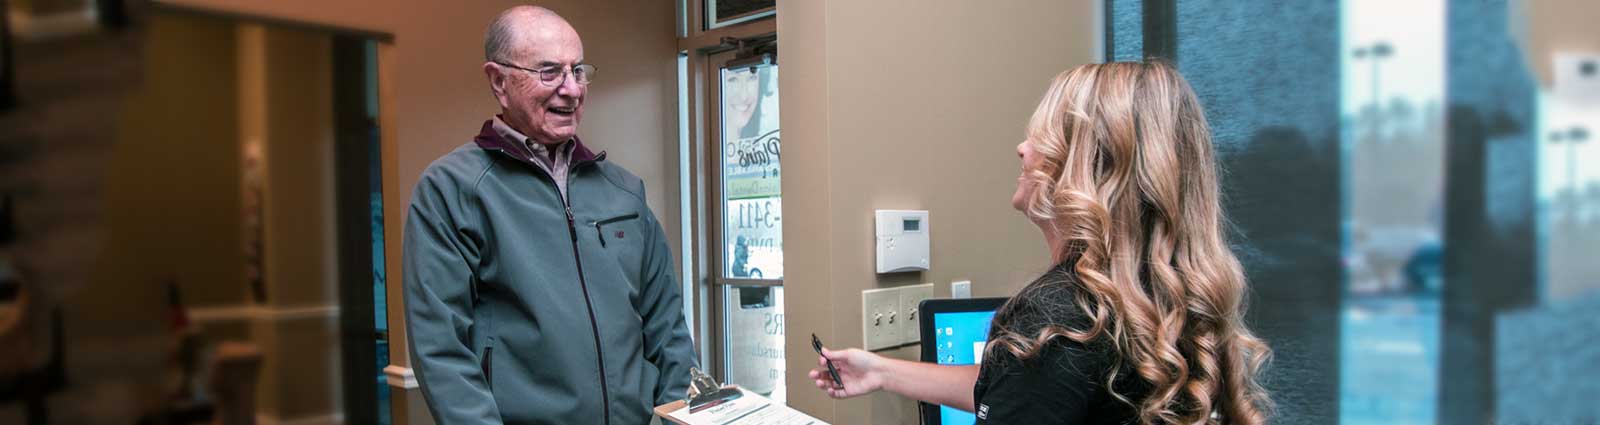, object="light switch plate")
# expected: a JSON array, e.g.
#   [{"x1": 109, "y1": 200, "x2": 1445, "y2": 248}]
[
  {"x1": 899, "y1": 283, "x2": 935, "y2": 346},
  {"x1": 862, "y1": 287, "x2": 901, "y2": 351},
  {"x1": 952, "y1": 280, "x2": 972, "y2": 299}
]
